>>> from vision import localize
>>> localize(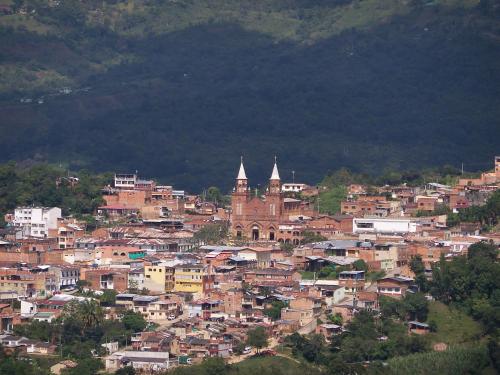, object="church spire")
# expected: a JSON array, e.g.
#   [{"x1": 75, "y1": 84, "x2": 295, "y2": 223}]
[
  {"x1": 270, "y1": 156, "x2": 280, "y2": 180},
  {"x1": 235, "y1": 156, "x2": 248, "y2": 194},
  {"x1": 237, "y1": 156, "x2": 247, "y2": 180}
]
